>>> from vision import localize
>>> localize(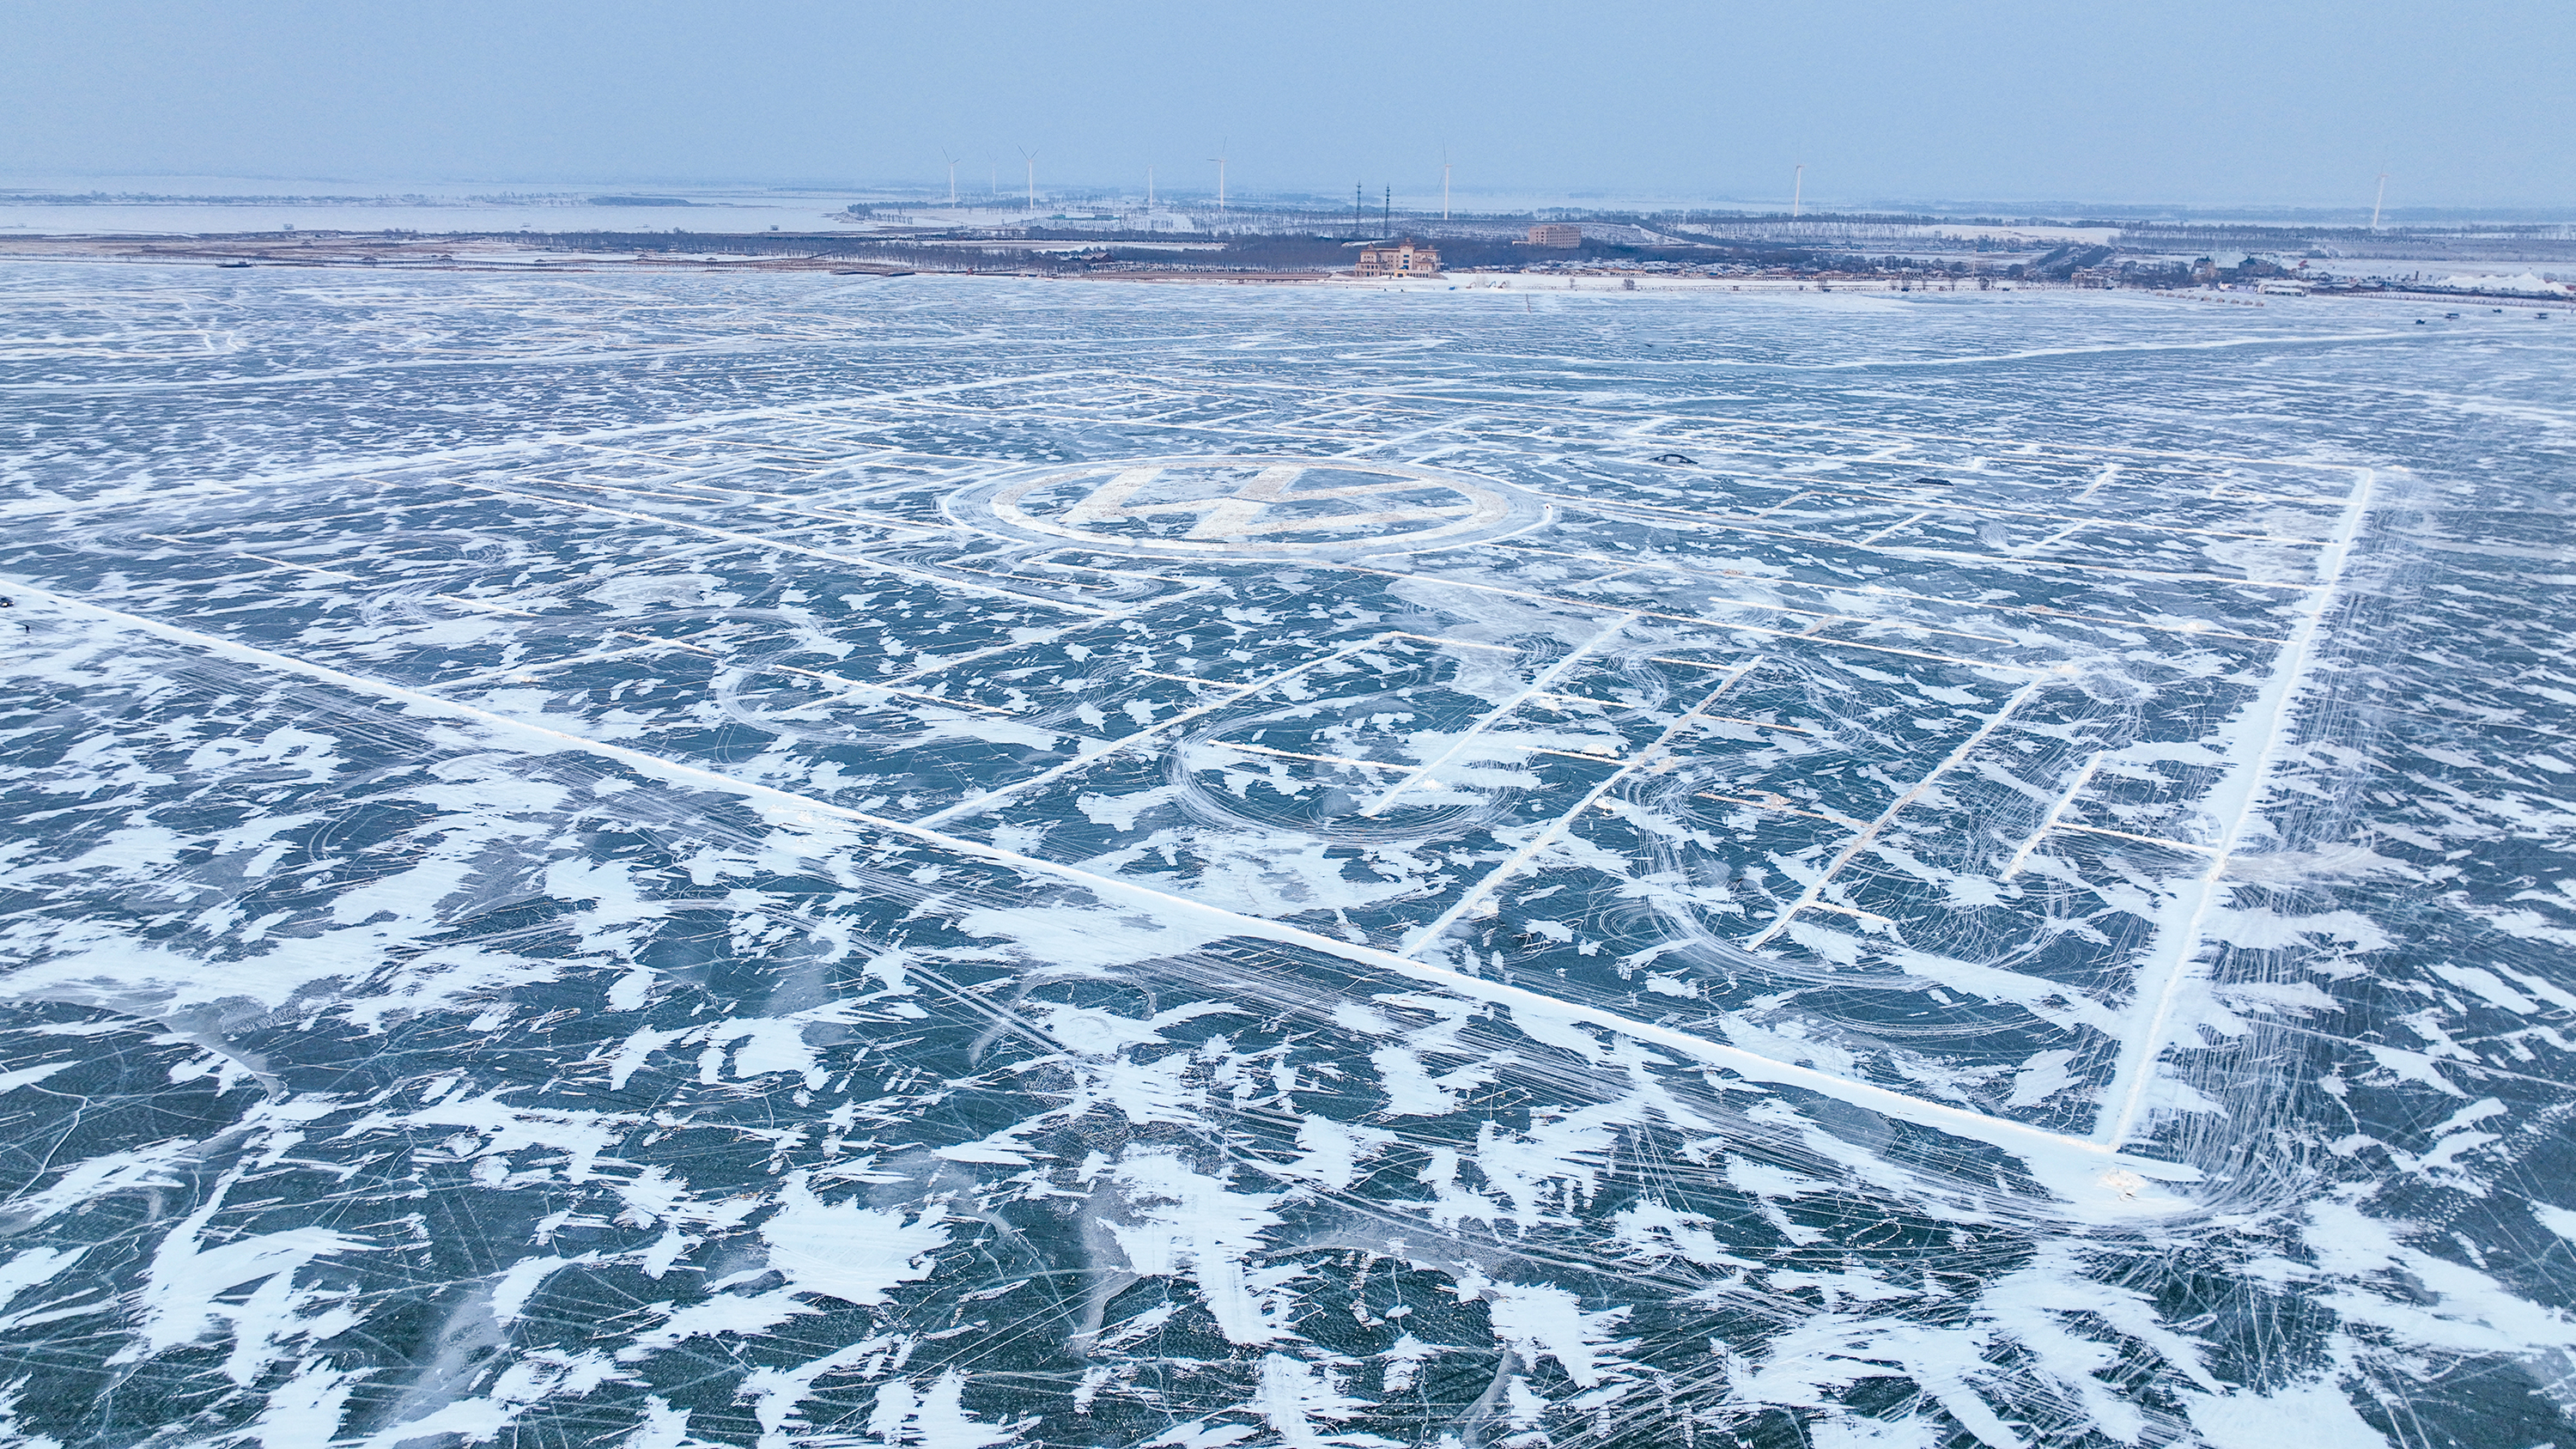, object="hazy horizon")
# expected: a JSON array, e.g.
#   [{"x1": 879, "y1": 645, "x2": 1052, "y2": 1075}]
[
  {"x1": 4, "y1": 0, "x2": 2569, "y2": 213},
  {"x1": 4, "y1": 171, "x2": 2569, "y2": 232}
]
